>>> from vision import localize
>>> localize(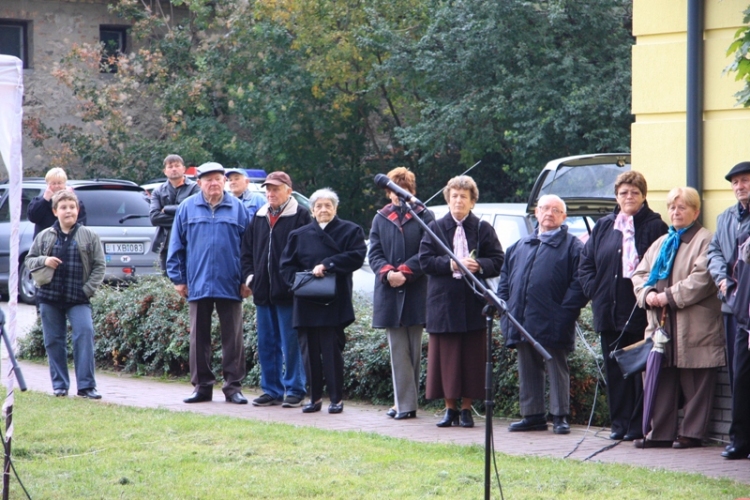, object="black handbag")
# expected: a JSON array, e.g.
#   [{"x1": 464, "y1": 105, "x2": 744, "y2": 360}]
[
  {"x1": 609, "y1": 307, "x2": 664, "y2": 379},
  {"x1": 610, "y1": 337, "x2": 654, "y2": 379},
  {"x1": 292, "y1": 271, "x2": 337, "y2": 304}
]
